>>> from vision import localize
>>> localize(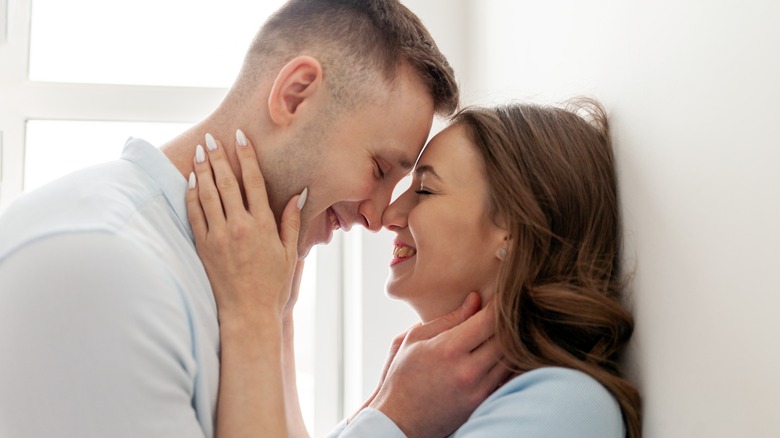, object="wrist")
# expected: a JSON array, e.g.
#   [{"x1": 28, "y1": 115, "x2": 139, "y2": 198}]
[
  {"x1": 219, "y1": 309, "x2": 283, "y2": 340},
  {"x1": 369, "y1": 400, "x2": 414, "y2": 438}
]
